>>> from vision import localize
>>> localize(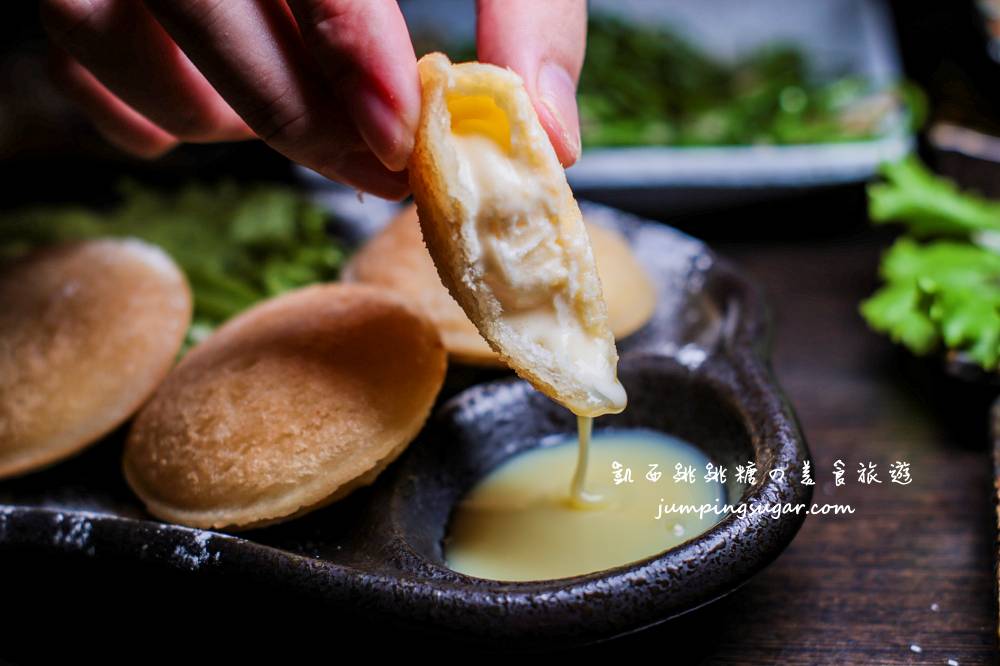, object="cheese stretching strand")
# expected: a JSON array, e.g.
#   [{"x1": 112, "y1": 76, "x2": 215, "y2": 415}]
[
  {"x1": 570, "y1": 415, "x2": 605, "y2": 508},
  {"x1": 408, "y1": 53, "x2": 626, "y2": 504}
]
